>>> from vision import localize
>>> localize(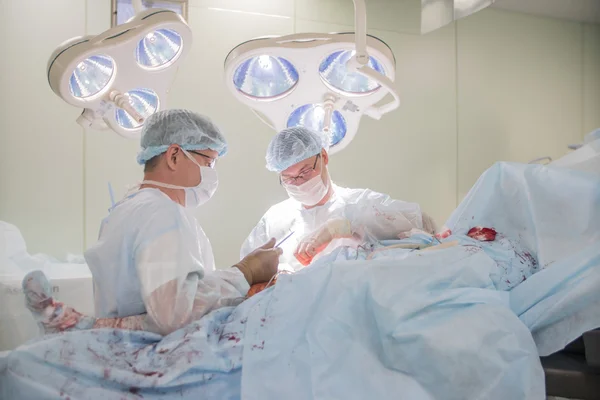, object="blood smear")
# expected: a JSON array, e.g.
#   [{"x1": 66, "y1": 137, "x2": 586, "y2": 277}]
[{"x1": 467, "y1": 227, "x2": 497, "y2": 241}]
